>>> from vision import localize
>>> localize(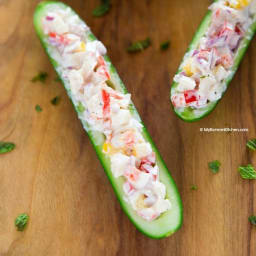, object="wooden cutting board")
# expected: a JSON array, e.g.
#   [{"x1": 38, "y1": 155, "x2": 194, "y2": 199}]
[{"x1": 1, "y1": 0, "x2": 255, "y2": 255}]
